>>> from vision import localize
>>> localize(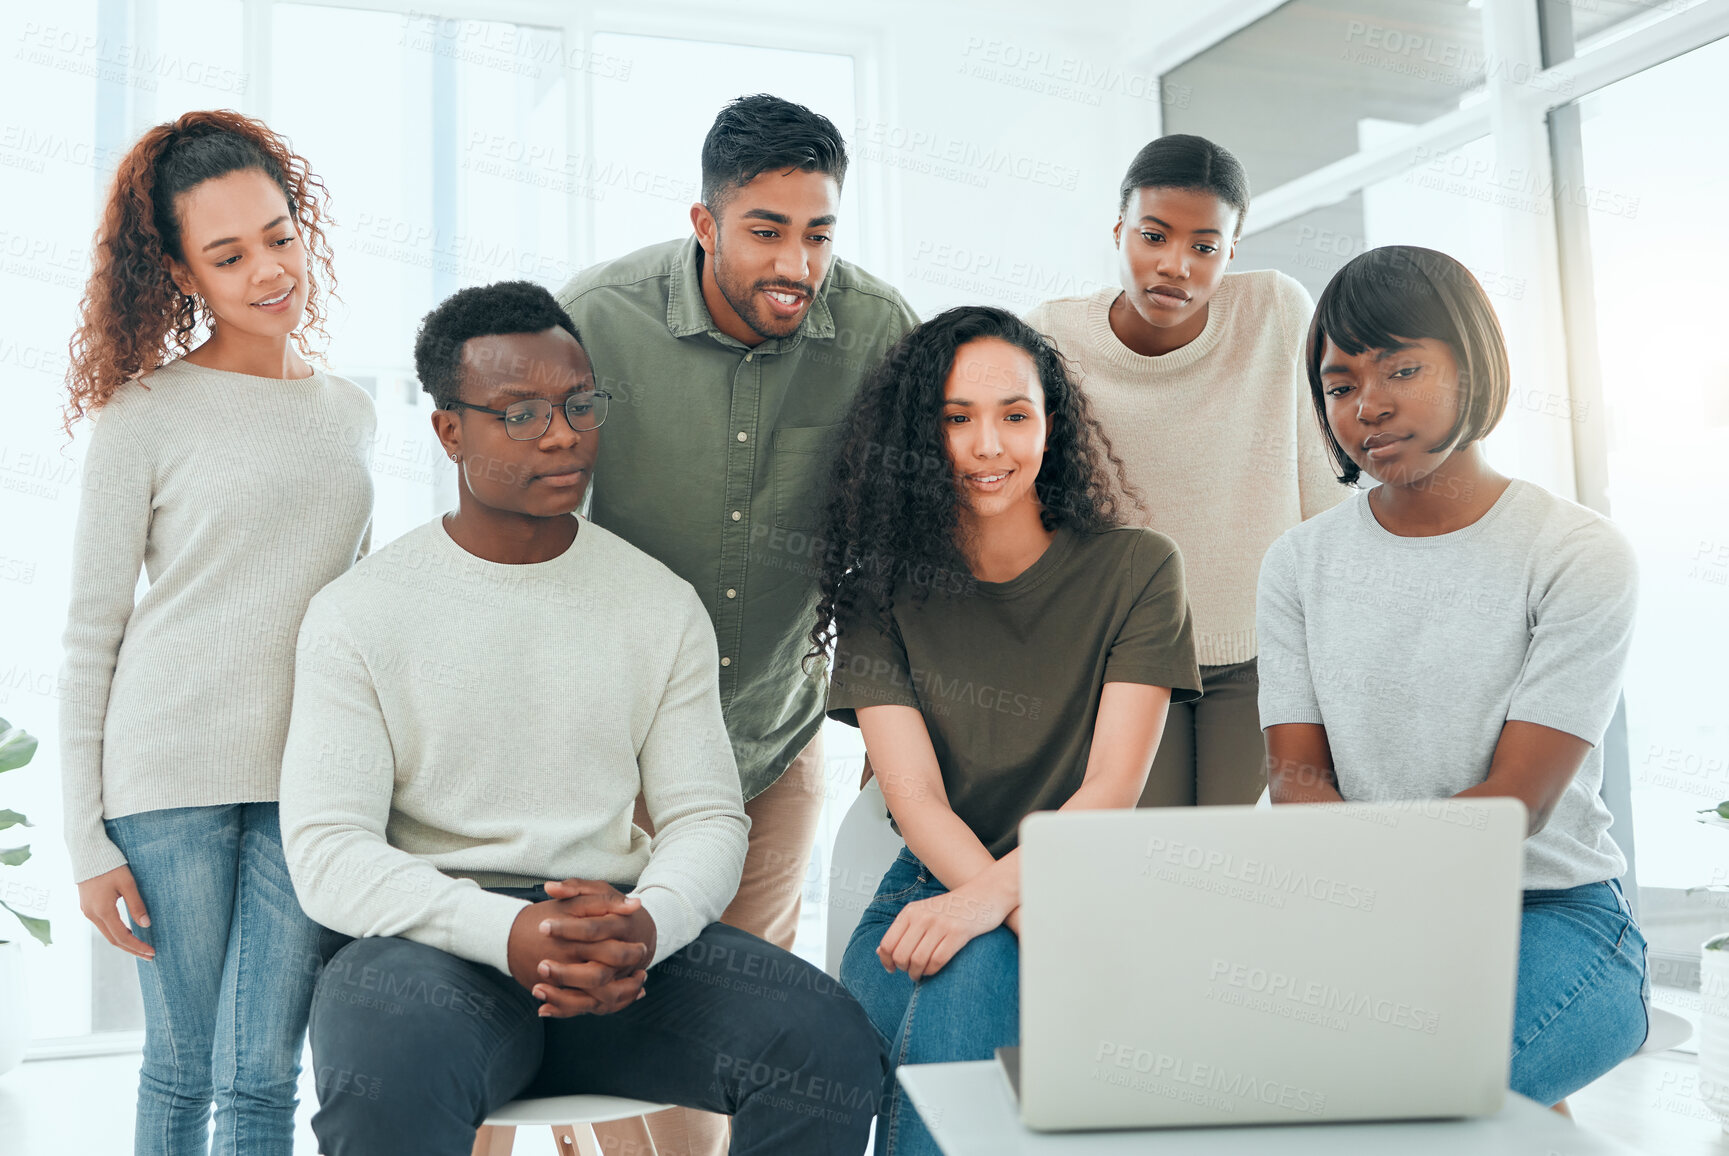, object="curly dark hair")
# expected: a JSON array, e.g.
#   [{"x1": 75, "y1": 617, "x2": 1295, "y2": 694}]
[
  {"x1": 63, "y1": 109, "x2": 337, "y2": 431},
  {"x1": 806, "y1": 306, "x2": 1138, "y2": 666},
  {"x1": 413, "y1": 280, "x2": 584, "y2": 409}
]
